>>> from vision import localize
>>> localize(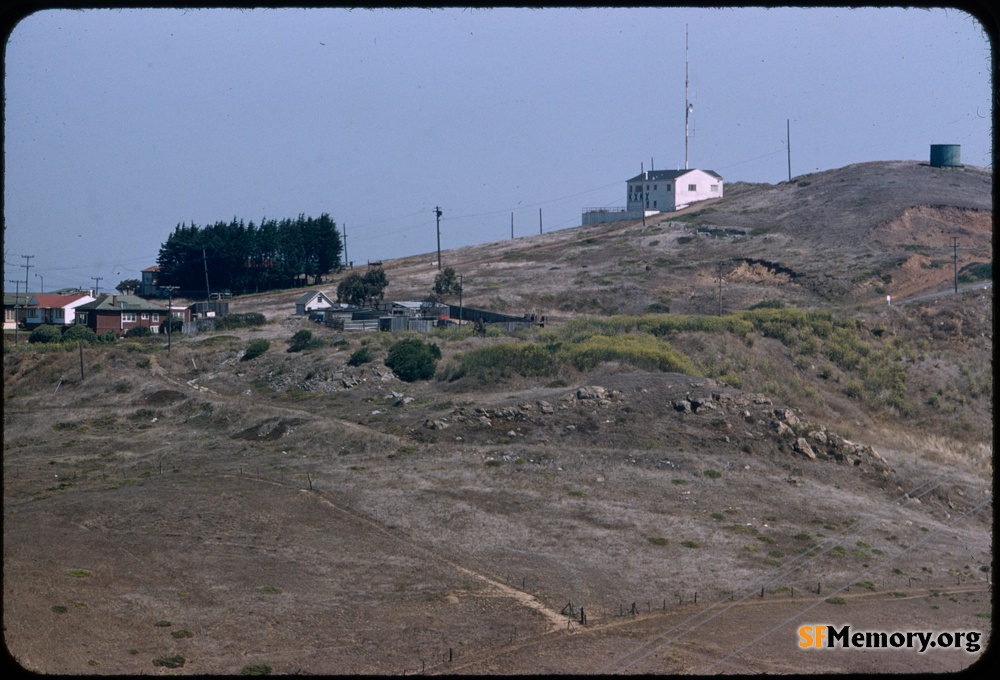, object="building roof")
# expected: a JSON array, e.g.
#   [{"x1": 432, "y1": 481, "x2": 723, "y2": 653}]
[
  {"x1": 28, "y1": 293, "x2": 92, "y2": 308},
  {"x1": 4, "y1": 293, "x2": 31, "y2": 306},
  {"x1": 627, "y1": 168, "x2": 723, "y2": 183},
  {"x1": 296, "y1": 290, "x2": 333, "y2": 305},
  {"x1": 142, "y1": 265, "x2": 161, "y2": 273},
  {"x1": 76, "y1": 293, "x2": 168, "y2": 312}
]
